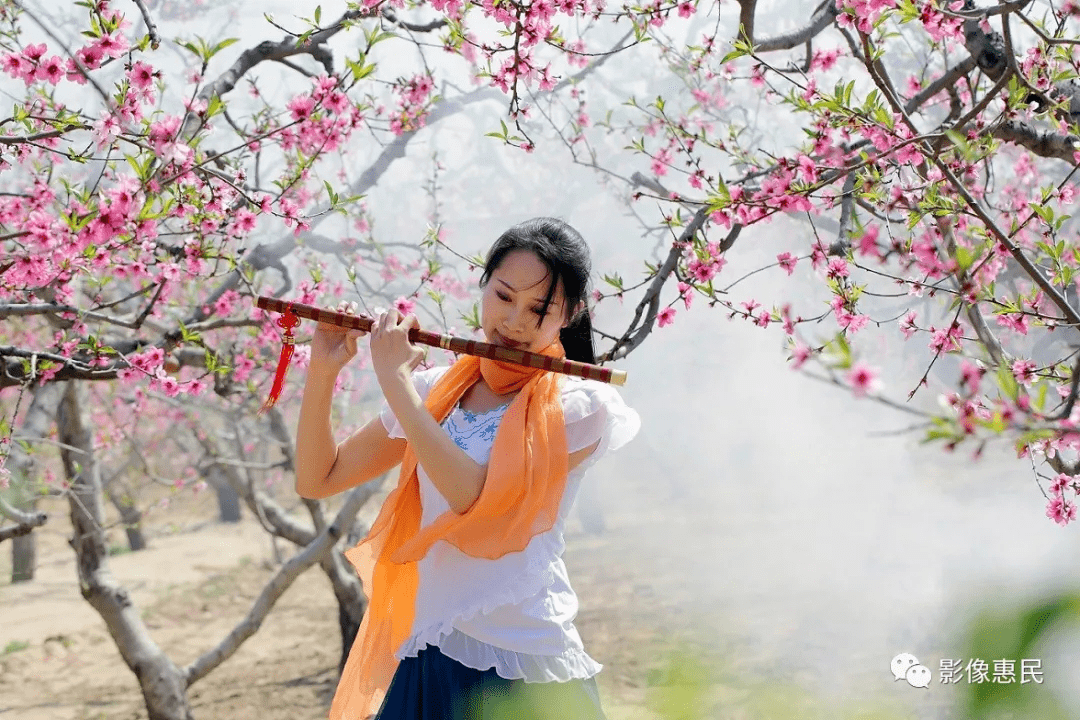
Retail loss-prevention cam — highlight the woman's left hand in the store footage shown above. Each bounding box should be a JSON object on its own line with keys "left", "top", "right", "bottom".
{"left": 370, "top": 308, "right": 426, "bottom": 388}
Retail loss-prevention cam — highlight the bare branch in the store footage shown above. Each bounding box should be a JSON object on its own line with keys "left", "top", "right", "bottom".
{"left": 0, "top": 495, "right": 47, "bottom": 529}
{"left": 904, "top": 56, "right": 978, "bottom": 115}
{"left": 130, "top": 0, "right": 161, "bottom": 49}
{"left": 381, "top": 7, "right": 448, "bottom": 33}
{"left": 0, "top": 126, "right": 84, "bottom": 144}
{"left": 755, "top": 0, "right": 839, "bottom": 53}
{"left": 0, "top": 521, "right": 41, "bottom": 542}
{"left": 738, "top": 0, "right": 757, "bottom": 44}
{"left": 0, "top": 302, "right": 143, "bottom": 329}
{"left": 182, "top": 479, "right": 381, "bottom": 687}
{"left": 829, "top": 173, "right": 856, "bottom": 257}
{"left": 992, "top": 120, "right": 1080, "bottom": 162}
{"left": 601, "top": 206, "right": 717, "bottom": 362}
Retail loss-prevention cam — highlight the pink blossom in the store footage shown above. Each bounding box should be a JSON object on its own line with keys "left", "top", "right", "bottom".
{"left": 1046, "top": 496, "right": 1077, "bottom": 526}
{"left": 231, "top": 208, "right": 257, "bottom": 235}
{"left": 790, "top": 343, "right": 811, "bottom": 368}
{"left": 1011, "top": 359, "right": 1038, "bottom": 386}
{"left": 929, "top": 324, "right": 962, "bottom": 354}
{"left": 776, "top": 252, "right": 797, "bottom": 276}
{"left": 838, "top": 311, "right": 870, "bottom": 334}
{"left": 856, "top": 225, "right": 880, "bottom": 259}
{"left": 847, "top": 362, "right": 881, "bottom": 397}
{"left": 959, "top": 359, "right": 983, "bottom": 392}
{"left": 657, "top": 307, "right": 676, "bottom": 327}
{"left": 75, "top": 44, "right": 104, "bottom": 69}
{"left": 1, "top": 52, "right": 32, "bottom": 81}
{"left": 36, "top": 55, "right": 65, "bottom": 84}
{"left": 826, "top": 258, "right": 849, "bottom": 279}
{"left": 95, "top": 33, "right": 130, "bottom": 59}
{"left": 128, "top": 61, "right": 155, "bottom": 90}
{"left": 898, "top": 310, "right": 915, "bottom": 343}
{"left": 288, "top": 94, "right": 316, "bottom": 121}
{"left": 797, "top": 154, "right": 817, "bottom": 183}
{"left": 23, "top": 43, "right": 46, "bottom": 62}
{"left": 394, "top": 297, "right": 416, "bottom": 316}
{"left": 810, "top": 48, "right": 842, "bottom": 72}
{"left": 676, "top": 281, "right": 693, "bottom": 310}
{"left": 1049, "top": 473, "right": 1072, "bottom": 496}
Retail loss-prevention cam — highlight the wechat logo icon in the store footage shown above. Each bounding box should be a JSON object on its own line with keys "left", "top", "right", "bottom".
{"left": 891, "top": 653, "right": 931, "bottom": 688}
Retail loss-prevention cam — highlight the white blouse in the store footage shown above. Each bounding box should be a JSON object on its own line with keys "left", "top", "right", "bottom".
{"left": 378, "top": 366, "right": 640, "bottom": 682}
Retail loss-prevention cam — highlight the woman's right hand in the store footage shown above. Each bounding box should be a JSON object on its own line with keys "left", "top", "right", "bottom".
{"left": 308, "top": 300, "right": 369, "bottom": 377}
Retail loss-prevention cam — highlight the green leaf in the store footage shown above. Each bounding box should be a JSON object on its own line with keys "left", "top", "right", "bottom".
{"left": 460, "top": 302, "right": 481, "bottom": 331}
{"left": 602, "top": 273, "right": 624, "bottom": 291}
{"left": 211, "top": 38, "right": 239, "bottom": 56}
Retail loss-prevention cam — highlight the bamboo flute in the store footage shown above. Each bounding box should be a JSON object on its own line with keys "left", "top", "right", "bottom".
{"left": 255, "top": 296, "right": 628, "bottom": 386}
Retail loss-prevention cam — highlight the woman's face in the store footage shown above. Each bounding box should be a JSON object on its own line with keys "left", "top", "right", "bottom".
{"left": 481, "top": 249, "right": 576, "bottom": 354}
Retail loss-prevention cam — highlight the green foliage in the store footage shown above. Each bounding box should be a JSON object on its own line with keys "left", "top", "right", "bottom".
{"left": 2, "top": 640, "right": 30, "bottom": 654}
{"left": 176, "top": 36, "right": 239, "bottom": 66}
{"left": 460, "top": 302, "right": 481, "bottom": 331}
{"left": 961, "top": 590, "right": 1080, "bottom": 720}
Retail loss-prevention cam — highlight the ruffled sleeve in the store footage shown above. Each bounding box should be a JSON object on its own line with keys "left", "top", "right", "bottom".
{"left": 379, "top": 366, "right": 451, "bottom": 440}
{"left": 561, "top": 377, "right": 641, "bottom": 464}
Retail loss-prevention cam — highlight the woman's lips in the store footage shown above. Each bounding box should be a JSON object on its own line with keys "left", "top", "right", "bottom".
{"left": 494, "top": 331, "right": 522, "bottom": 349}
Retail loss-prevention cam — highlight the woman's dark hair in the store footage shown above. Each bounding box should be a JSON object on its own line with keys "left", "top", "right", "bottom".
{"left": 479, "top": 217, "right": 595, "bottom": 364}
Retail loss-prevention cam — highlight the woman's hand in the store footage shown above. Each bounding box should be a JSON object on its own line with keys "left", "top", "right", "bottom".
{"left": 308, "top": 300, "right": 368, "bottom": 378}
{"left": 370, "top": 308, "right": 426, "bottom": 389}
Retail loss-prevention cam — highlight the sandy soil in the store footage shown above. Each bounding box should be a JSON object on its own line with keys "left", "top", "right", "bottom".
{"left": 0, "top": 481, "right": 738, "bottom": 720}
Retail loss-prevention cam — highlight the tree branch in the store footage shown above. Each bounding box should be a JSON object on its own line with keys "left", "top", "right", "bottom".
{"left": 601, "top": 205, "right": 718, "bottom": 362}
{"left": 755, "top": 0, "right": 838, "bottom": 53}
{"left": 182, "top": 479, "right": 379, "bottom": 687}
{"left": 0, "top": 496, "right": 47, "bottom": 533}
{"left": 992, "top": 119, "right": 1080, "bottom": 162}
{"left": 130, "top": 0, "right": 161, "bottom": 50}
{"left": 737, "top": 0, "right": 757, "bottom": 45}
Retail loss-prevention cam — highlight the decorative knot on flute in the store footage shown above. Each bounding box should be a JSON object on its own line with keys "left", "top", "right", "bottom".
{"left": 255, "top": 296, "right": 627, "bottom": 412}
{"left": 260, "top": 305, "right": 301, "bottom": 414}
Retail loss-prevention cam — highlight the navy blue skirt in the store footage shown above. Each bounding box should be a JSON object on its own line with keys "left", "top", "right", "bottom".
{"left": 373, "top": 644, "right": 609, "bottom": 720}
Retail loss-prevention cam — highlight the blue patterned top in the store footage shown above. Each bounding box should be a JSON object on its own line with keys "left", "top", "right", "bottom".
{"left": 444, "top": 401, "right": 512, "bottom": 452}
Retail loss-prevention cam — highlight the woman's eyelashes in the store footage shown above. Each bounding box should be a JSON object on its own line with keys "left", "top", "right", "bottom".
{"left": 496, "top": 291, "right": 547, "bottom": 316}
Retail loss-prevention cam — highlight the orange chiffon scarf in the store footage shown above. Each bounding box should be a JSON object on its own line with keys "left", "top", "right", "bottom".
{"left": 329, "top": 338, "right": 569, "bottom": 720}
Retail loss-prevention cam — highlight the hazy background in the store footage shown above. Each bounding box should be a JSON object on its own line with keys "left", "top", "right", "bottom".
{"left": 12, "top": 0, "right": 1080, "bottom": 717}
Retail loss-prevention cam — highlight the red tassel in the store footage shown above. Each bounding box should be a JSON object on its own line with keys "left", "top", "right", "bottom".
{"left": 260, "top": 306, "right": 301, "bottom": 414}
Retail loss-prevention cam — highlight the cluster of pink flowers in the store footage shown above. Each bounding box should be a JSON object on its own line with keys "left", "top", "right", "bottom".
{"left": 280, "top": 75, "right": 363, "bottom": 152}
{"left": 2, "top": 6, "right": 130, "bottom": 88}
{"left": 389, "top": 74, "right": 435, "bottom": 136}
{"left": 917, "top": 1, "right": 965, "bottom": 43}
{"left": 683, "top": 239, "right": 727, "bottom": 283}
{"left": 1046, "top": 473, "right": 1079, "bottom": 525}
{"left": 751, "top": 163, "right": 814, "bottom": 214}
{"left": 831, "top": 294, "right": 870, "bottom": 335}
{"left": 834, "top": 0, "right": 896, "bottom": 33}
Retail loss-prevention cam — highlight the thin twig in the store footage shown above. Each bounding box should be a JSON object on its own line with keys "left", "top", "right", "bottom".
{"left": 130, "top": 0, "right": 161, "bottom": 49}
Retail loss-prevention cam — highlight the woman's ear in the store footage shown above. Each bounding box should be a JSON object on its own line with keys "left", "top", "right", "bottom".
{"left": 562, "top": 300, "right": 585, "bottom": 328}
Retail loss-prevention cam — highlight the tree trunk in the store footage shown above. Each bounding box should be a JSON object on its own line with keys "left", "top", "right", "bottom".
{"left": 8, "top": 382, "right": 64, "bottom": 582}
{"left": 106, "top": 480, "right": 147, "bottom": 551}
{"left": 56, "top": 381, "right": 193, "bottom": 720}
{"left": 11, "top": 524, "right": 36, "bottom": 581}
{"left": 321, "top": 544, "right": 367, "bottom": 675}
{"left": 203, "top": 464, "right": 242, "bottom": 523}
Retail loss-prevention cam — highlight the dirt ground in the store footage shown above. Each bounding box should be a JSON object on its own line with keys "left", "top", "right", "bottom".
{"left": 0, "top": 478, "right": 746, "bottom": 720}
